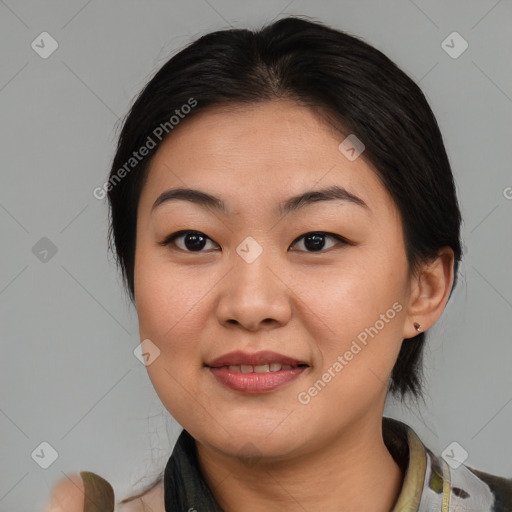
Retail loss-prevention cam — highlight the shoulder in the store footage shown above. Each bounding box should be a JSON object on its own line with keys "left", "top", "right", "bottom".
{"left": 45, "top": 473, "right": 85, "bottom": 512}
{"left": 46, "top": 472, "right": 166, "bottom": 512}
{"left": 391, "top": 418, "right": 512, "bottom": 511}
{"left": 45, "top": 471, "right": 114, "bottom": 512}
{"left": 465, "top": 465, "right": 512, "bottom": 512}
{"left": 433, "top": 456, "right": 512, "bottom": 512}
{"left": 116, "top": 480, "right": 165, "bottom": 512}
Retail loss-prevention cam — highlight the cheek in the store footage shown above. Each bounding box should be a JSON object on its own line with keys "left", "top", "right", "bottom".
{"left": 134, "top": 251, "right": 212, "bottom": 423}
{"left": 135, "top": 246, "right": 202, "bottom": 340}
{"left": 303, "top": 254, "right": 405, "bottom": 338}
{"left": 296, "top": 279, "right": 405, "bottom": 421}
{"left": 297, "top": 248, "right": 407, "bottom": 388}
{"left": 134, "top": 266, "right": 208, "bottom": 419}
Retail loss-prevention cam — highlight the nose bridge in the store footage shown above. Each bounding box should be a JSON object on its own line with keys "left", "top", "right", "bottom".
{"left": 216, "top": 235, "right": 291, "bottom": 329}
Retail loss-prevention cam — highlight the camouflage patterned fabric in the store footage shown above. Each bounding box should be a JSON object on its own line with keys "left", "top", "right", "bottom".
{"left": 162, "top": 416, "right": 512, "bottom": 511}
{"left": 382, "top": 417, "right": 512, "bottom": 511}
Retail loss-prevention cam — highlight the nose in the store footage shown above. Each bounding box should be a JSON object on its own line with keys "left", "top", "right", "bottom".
{"left": 215, "top": 245, "right": 292, "bottom": 332}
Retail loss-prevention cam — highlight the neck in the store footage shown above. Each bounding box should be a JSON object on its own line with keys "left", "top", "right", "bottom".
{"left": 195, "top": 412, "right": 404, "bottom": 512}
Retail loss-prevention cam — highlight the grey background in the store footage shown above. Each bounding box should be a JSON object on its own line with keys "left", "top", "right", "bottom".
{"left": 1, "top": 0, "right": 511, "bottom": 510}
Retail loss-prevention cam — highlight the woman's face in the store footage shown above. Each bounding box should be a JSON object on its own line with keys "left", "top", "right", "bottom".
{"left": 134, "top": 100, "right": 418, "bottom": 460}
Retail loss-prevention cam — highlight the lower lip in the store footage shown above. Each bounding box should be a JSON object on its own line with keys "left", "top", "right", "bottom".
{"left": 208, "top": 366, "right": 307, "bottom": 393}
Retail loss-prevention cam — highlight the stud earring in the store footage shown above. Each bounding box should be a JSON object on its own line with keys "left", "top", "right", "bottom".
{"left": 413, "top": 322, "right": 421, "bottom": 332}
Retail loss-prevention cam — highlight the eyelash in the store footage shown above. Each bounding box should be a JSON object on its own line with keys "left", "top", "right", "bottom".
{"left": 159, "top": 230, "right": 350, "bottom": 253}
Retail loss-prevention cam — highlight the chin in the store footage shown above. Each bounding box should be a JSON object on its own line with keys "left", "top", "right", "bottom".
{"left": 193, "top": 418, "right": 307, "bottom": 462}
{"left": 211, "top": 435, "right": 302, "bottom": 465}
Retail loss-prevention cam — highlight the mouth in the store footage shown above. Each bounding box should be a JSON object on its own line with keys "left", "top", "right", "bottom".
{"left": 207, "top": 362, "right": 309, "bottom": 373}
{"left": 205, "top": 350, "right": 310, "bottom": 393}
{"left": 205, "top": 350, "right": 309, "bottom": 369}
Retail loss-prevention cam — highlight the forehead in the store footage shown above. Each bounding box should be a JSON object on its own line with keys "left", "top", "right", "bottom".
{"left": 151, "top": 100, "right": 345, "bottom": 166}
{"left": 139, "top": 100, "right": 397, "bottom": 220}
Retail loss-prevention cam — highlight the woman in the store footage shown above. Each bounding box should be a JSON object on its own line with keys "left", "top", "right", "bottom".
{"left": 46, "top": 15, "right": 512, "bottom": 512}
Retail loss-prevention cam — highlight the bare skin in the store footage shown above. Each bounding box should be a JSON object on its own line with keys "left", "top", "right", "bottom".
{"left": 129, "top": 99, "right": 454, "bottom": 511}
{"left": 44, "top": 474, "right": 84, "bottom": 512}
{"left": 46, "top": 472, "right": 119, "bottom": 512}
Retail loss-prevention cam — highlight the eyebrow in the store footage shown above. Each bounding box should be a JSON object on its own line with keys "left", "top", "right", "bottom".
{"left": 151, "top": 185, "right": 369, "bottom": 216}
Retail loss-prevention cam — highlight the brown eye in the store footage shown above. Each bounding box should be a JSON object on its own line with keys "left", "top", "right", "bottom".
{"left": 290, "top": 232, "right": 348, "bottom": 252}
{"left": 160, "top": 230, "right": 219, "bottom": 252}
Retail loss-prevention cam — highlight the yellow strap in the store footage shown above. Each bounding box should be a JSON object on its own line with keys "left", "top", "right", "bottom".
{"left": 441, "top": 459, "right": 451, "bottom": 512}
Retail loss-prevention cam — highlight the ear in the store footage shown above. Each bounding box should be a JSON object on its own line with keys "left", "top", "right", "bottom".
{"left": 402, "top": 246, "right": 455, "bottom": 340}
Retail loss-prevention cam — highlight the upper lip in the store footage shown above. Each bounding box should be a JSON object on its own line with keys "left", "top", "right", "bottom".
{"left": 205, "top": 350, "right": 309, "bottom": 368}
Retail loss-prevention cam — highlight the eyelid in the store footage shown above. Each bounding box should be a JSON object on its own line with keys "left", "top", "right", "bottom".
{"left": 160, "top": 230, "right": 351, "bottom": 252}
{"left": 159, "top": 230, "right": 219, "bottom": 250}
{"left": 289, "top": 232, "right": 350, "bottom": 252}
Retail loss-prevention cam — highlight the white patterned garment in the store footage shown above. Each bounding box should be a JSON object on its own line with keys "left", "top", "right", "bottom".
{"left": 384, "top": 418, "right": 512, "bottom": 512}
